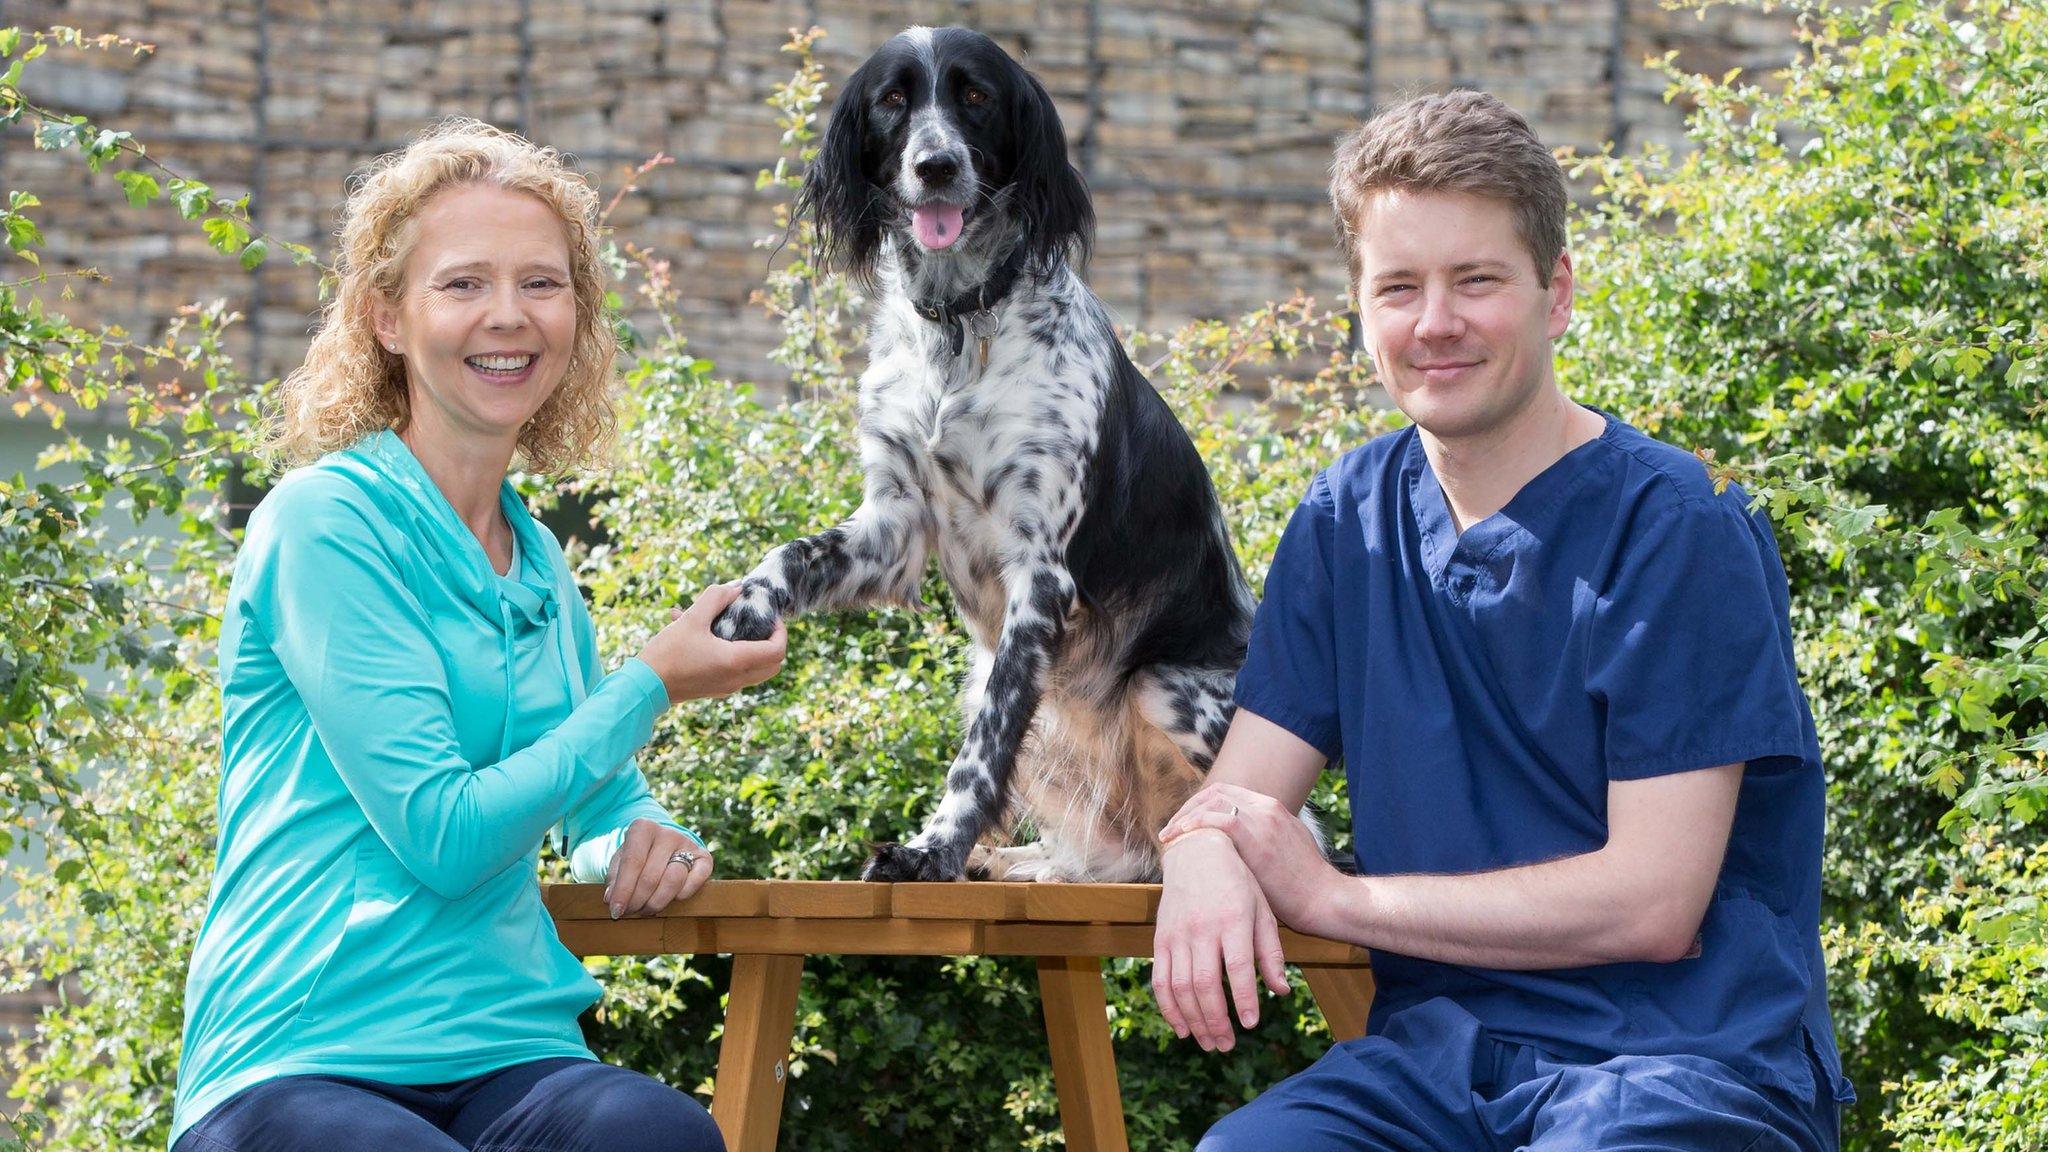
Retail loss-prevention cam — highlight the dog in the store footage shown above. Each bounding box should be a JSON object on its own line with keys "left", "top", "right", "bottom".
{"left": 712, "top": 26, "right": 1256, "bottom": 883}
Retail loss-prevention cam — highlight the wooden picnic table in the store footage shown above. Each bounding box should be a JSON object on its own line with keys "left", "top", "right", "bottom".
{"left": 546, "top": 879, "right": 1373, "bottom": 1152}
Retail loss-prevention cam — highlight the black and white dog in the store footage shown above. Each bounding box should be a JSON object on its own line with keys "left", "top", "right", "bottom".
{"left": 713, "top": 26, "right": 1255, "bottom": 883}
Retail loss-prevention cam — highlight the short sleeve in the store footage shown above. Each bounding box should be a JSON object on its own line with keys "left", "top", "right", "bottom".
{"left": 1586, "top": 496, "right": 1813, "bottom": 780}
{"left": 1234, "top": 471, "right": 1344, "bottom": 761}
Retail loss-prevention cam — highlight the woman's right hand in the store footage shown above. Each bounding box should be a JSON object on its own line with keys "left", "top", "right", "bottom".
{"left": 637, "top": 583, "right": 788, "bottom": 704}
{"left": 1152, "top": 829, "right": 1291, "bottom": 1053}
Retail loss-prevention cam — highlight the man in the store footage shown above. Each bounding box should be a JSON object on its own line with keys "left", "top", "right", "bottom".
{"left": 1151, "top": 91, "right": 1854, "bottom": 1151}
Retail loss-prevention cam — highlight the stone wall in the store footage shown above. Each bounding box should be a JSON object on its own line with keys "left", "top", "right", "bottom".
{"left": 1, "top": 0, "right": 1795, "bottom": 390}
{"left": 0, "top": 979, "right": 61, "bottom": 1094}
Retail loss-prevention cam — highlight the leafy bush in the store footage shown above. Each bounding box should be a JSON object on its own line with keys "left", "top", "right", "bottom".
{"left": 1563, "top": 1, "right": 2047, "bottom": 1145}
{"left": 0, "top": 28, "right": 310, "bottom": 1151}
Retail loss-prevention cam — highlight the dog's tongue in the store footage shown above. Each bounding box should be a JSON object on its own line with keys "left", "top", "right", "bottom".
{"left": 912, "top": 203, "right": 966, "bottom": 249}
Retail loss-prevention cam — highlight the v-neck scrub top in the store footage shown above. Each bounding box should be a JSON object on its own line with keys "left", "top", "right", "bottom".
{"left": 171, "top": 430, "right": 686, "bottom": 1148}
{"left": 1235, "top": 413, "right": 1854, "bottom": 1107}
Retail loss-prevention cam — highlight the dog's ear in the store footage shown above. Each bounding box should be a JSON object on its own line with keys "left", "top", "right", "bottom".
{"left": 796, "top": 65, "right": 885, "bottom": 285}
{"left": 1009, "top": 69, "right": 1094, "bottom": 272}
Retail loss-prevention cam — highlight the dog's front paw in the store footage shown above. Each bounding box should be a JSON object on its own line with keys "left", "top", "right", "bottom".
{"left": 712, "top": 582, "right": 780, "bottom": 642}
{"left": 862, "top": 842, "right": 966, "bottom": 882}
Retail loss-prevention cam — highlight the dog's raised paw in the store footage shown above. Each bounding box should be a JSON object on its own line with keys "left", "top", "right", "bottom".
{"left": 712, "top": 590, "right": 778, "bottom": 642}
{"left": 862, "top": 843, "right": 964, "bottom": 882}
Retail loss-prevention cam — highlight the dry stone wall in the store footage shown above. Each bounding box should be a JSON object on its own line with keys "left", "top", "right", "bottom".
{"left": 2, "top": 0, "right": 1794, "bottom": 390}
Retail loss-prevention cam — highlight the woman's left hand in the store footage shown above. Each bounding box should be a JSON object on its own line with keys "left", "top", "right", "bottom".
{"left": 605, "top": 818, "right": 714, "bottom": 919}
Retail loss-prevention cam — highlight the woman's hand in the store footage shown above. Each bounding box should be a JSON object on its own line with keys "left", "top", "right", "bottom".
{"left": 638, "top": 583, "right": 788, "bottom": 704}
{"left": 604, "top": 818, "right": 714, "bottom": 919}
{"left": 1152, "top": 830, "right": 1291, "bottom": 1053}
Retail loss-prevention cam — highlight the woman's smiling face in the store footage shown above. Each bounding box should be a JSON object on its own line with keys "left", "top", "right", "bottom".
{"left": 372, "top": 183, "right": 577, "bottom": 450}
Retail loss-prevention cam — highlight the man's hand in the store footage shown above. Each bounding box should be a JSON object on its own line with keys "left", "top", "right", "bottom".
{"left": 1160, "top": 782, "right": 1347, "bottom": 936}
{"left": 604, "top": 818, "right": 715, "bottom": 919}
{"left": 1151, "top": 830, "right": 1291, "bottom": 1053}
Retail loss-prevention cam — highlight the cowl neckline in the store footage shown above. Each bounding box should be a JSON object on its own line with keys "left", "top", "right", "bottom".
{"left": 335, "top": 429, "right": 589, "bottom": 758}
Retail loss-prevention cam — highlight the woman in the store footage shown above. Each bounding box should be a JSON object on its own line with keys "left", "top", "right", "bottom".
{"left": 169, "top": 119, "right": 782, "bottom": 1152}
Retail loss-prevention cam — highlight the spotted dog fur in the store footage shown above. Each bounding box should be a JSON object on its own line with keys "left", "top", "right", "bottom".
{"left": 714, "top": 26, "right": 1259, "bottom": 882}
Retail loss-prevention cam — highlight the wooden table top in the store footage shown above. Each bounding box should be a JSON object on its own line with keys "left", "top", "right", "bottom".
{"left": 544, "top": 879, "right": 1371, "bottom": 965}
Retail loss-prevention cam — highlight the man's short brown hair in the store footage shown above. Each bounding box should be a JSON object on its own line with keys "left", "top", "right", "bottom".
{"left": 1330, "top": 90, "right": 1569, "bottom": 286}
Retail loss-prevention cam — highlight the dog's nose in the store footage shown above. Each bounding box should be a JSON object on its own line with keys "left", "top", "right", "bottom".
{"left": 914, "top": 153, "right": 961, "bottom": 186}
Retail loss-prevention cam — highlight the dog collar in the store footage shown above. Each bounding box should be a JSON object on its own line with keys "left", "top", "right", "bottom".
{"left": 912, "top": 245, "right": 1030, "bottom": 359}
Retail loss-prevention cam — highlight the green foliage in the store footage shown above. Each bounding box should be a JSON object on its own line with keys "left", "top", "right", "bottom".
{"left": 0, "top": 26, "right": 303, "bottom": 1149}
{"left": 1562, "top": 0, "right": 2048, "bottom": 1145}
{"left": 1838, "top": 835, "right": 2048, "bottom": 1149}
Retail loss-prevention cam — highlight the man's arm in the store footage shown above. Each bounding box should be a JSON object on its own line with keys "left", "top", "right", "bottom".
{"left": 1197, "top": 707, "right": 1329, "bottom": 804}
{"left": 1152, "top": 710, "right": 1327, "bottom": 1052}
{"left": 1326, "top": 765, "right": 1740, "bottom": 966}
{"left": 1162, "top": 711, "right": 1745, "bottom": 969}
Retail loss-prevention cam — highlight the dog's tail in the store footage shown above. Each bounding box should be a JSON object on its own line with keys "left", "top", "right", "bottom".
{"left": 1299, "top": 804, "right": 1358, "bottom": 875}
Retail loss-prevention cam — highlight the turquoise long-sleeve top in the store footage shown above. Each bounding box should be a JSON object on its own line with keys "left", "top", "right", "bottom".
{"left": 170, "top": 429, "right": 681, "bottom": 1148}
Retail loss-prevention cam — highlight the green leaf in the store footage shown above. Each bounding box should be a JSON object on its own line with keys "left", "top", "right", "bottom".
{"left": 169, "top": 178, "right": 212, "bottom": 219}
{"left": 115, "top": 169, "right": 158, "bottom": 208}
{"left": 4, "top": 212, "right": 41, "bottom": 253}
{"left": 238, "top": 236, "right": 268, "bottom": 270}
{"left": 202, "top": 216, "right": 248, "bottom": 256}
{"left": 33, "top": 117, "right": 78, "bottom": 151}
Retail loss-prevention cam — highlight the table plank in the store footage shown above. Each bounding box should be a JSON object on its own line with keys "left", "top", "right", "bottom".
{"left": 766, "top": 881, "right": 892, "bottom": 919}
{"left": 1300, "top": 965, "right": 1376, "bottom": 1042}
{"left": 1025, "top": 883, "right": 1160, "bottom": 923}
{"left": 1037, "top": 956, "right": 1129, "bottom": 1152}
{"left": 711, "top": 954, "right": 804, "bottom": 1152}
{"left": 544, "top": 879, "right": 773, "bottom": 919}
{"left": 891, "top": 881, "right": 1030, "bottom": 920}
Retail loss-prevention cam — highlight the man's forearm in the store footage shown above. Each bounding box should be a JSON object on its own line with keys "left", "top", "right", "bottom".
{"left": 1290, "top": 762, "right": 1745, "bottom": 969}
{"left": 1316, "top": 845, "right": 1710, "bottom": 969}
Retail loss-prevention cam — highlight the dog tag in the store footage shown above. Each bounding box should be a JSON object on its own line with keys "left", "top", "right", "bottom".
{"left": 977, "top": 332, "right": 992, "bottom": 373}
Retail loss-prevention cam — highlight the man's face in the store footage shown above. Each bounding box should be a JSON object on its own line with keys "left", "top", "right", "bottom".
{"left": 1351, "top": 189, "right": 1573, "bottom": 442}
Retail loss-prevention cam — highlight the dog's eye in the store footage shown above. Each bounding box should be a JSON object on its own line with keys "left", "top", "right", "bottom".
{"left": 963, "top": 87, "right": 988, "bottom": 105}
{"left": 881, "top": 90, "right": 906, "bottom": 107}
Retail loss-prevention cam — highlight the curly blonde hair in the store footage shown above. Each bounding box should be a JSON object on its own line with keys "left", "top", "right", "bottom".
{"left": 262, "top": 118, "right": 617, "bottom": 475}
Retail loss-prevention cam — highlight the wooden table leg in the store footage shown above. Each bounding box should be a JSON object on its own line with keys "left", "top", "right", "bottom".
{"left": 1299, "top": 965, "right": 1374, "bottom": 1042}
{"left": 711, "top": 953, "right": 805, "bottom": 1152}
{"left": 1036, "top": 954, "right": 1129, "bottom": 1152}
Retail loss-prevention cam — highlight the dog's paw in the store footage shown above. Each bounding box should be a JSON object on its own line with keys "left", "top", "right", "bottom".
{"left": 711, "top": 582, "right": 780, "bottom": 642}
{"left": 862, "top": 843, "right": 966, "bottom": 882}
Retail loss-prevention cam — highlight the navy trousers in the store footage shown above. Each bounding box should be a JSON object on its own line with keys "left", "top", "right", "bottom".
{"left": 1199, "top": 999, "right": 1841, "bottom": 1152}
{"left": 174, "top": 1057, "right": 724, "bottom": 1152}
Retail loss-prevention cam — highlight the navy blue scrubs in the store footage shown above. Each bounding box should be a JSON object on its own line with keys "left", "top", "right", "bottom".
{"left": 1208, "top": 413, "right": 1854, "bottom": 1150}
